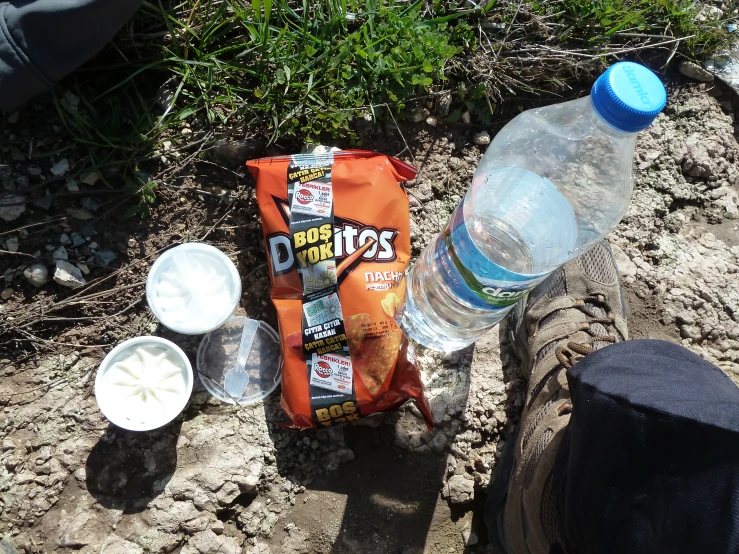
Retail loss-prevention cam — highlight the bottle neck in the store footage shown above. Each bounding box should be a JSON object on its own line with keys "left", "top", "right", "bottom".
{"left": 588, "top": 95, "right": 639, "bottom": 140}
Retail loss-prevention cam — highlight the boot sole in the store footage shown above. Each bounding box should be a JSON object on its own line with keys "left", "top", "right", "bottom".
{"left": 483, "top": 296, "right": 530, "bottom": 554}
{"left": 484, "top": 424, "right": 518, "bottom": 554}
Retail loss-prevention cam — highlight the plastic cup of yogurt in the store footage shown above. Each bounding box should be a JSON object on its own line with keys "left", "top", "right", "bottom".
{"left": 146, "top": 243, "right": 242, "bottom": 335}
{"left": 95, "top": 336, "right": 194, "bottom": 431}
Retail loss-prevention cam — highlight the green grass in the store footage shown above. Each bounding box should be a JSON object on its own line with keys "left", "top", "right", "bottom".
{"left": 53, "top": 0, "right": 489, "bottom": 216}
{"left": 51, "top": 0, "right": 736, "bottom": 216}
{"left": 532, "top": 0, "right": 734, "bottom": 54}
{"left": 152, "top": 0, "right": 464, "bottom": 136}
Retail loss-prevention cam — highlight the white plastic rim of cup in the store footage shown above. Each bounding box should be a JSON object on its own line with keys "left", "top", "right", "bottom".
{"left": 146, "top": 243, "right": 242, "bottom": 335}
{"left": 95, "top": 336, "right": 194, "bottom": 431}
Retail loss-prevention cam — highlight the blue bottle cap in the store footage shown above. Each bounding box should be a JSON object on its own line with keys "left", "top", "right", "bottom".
{"left": 591, "top": 62, "right": 667, "bottom": 132}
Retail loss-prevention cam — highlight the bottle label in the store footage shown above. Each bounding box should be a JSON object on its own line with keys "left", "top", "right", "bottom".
{"left": 434, "top": 206, "right": 547, "bottom": 309}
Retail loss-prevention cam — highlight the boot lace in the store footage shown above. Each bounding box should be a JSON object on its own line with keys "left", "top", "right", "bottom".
{"left": 555, "top": 293, "right": 616, "bottom": 369}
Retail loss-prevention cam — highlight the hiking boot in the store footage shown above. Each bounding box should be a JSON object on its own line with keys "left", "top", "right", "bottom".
{"left": 485, "top": 240, "right": 629, "bottom": 554}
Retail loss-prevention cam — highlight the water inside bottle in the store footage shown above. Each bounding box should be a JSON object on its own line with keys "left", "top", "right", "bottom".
{"left": 468, "top": 215, "right": 534, "bottom": 275}
{"left": 466, "top": 167, "right": 578, "bottom": 277}
{"left": 398, "top": 168, "right": 578, "bottom": 351}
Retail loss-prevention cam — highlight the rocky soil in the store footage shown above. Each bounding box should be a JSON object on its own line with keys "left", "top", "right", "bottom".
{"left": 1, "top": 79, "right": 738, "bottom": 554}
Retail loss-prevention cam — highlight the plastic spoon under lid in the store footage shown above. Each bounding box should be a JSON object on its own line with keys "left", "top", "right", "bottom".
{"left": 223, "top": 318, "right": 258, "bottom": 400}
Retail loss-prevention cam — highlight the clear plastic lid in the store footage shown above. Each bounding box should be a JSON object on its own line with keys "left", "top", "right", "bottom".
{"left": 196, "top": 316, "right": 282, "bottom": 405}
{"left": 146, "top": 243, "right": 242, "bottom": 335}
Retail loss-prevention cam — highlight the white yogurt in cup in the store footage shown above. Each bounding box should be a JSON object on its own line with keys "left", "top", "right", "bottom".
{"left": 95, "top": 336, "right": 193, "bottom": 431}
{"left": 146, "top": 243, "right": 242, "bottom": 335}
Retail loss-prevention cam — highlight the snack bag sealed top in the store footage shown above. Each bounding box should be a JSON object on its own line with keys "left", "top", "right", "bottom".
{"left": 247, "top": 150, "right": 432, "bottom": 429}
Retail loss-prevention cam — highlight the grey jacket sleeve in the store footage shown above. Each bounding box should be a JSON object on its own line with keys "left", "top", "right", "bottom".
{"left": 0, "top": 0, "right": 143, "bottom": 111}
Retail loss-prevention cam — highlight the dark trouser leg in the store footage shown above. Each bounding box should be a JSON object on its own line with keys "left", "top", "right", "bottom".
{"left": 553, "top": 339, "right": 739, "bottom": 554}
{"left": 0, "top": 0, "right": 143, "bottom": 110}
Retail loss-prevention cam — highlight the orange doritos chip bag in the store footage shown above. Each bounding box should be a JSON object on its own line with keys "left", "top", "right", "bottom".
{"left": 247, "top": 150, "right": 432, "bottom": 430}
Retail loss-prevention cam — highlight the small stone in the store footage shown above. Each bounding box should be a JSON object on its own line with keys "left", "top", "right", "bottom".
{"left": 679, "top": 61, "right": 714, "bottom": 82}
{"left": 10, "top": 147, "right": 25, "bottom": 162}
{"left": 611, "top": 244, "right": 637, "bottom": 278}
{"left": 246, "top": 543, "right": 272, "bottom": 554}
{"left": 76, "top": 262, "right": 90, "bottom": 275}
{"left": 428, "top": 432, "right": 449, "bottom": 454}
{"left": 27, "top": 167, "right": 42, "bottom": 176}
{"left": 462, "top": 529, "right": 478, "bottom": 546}
{"left": 71, "top": 233, "right": 86, "bottom": 247}
{"left": 81, "top": 171, "right": 100, "bottom": 186}
{"left": 89, "top": 242, "right": 98, "bottom": 250}
{"left": 59, "top": 233, "right": 71, "bottom": 245}
{"left": 54, "top": 260, "right": 86, "bottom": 289}
{"left": 6, "top": 237, "right": 19, "bottom": 252}
{"left": 473, "top": 131, "right": 491, "bottom": 146}
{"left": 162, "top": 140, "right": 173, "bottom": 151}
{"left": 481, "top": 20, "right": 506, "bottom": 29}
{"left": 1, "top": 288, "right": 13, "bottom": 300}
{"left": 210, "top": 520, "right": 224, "bottom": 535}
{"left": 0, "top": 194, "right": 26, "bottom": 221}
{"left": 53, "top": 246, "right": 68, "bottom": 261}
{"left": 7, "top": 111, "right": 19, "bottom": 124}
{"left": 409, "top": 108, "right": 430, "bottom": 123}
{"left": 207, "top": 140, "right": 260, "bottom": 168}
{"left": 80, "top": 197, "right": 100, "bottom": 212}
{"left": 436, "top": 91, "right": 452, "bottom": 117}
{"left": 80, "top": 225, "right": 97, "bottom": 237}
{"left": 60, "top": 91, "right": 80, "bottom": 114}
{"left": 181, "top": 127, "right": 193, "bottom": 136}
{"left": 425, "top": 116, "right": 438, "bottom": 126}
{"left": 66, "top": 179, "right": 79, "bottom": 192}
{"left": 335, "top": 448, "right": 355, "bottom": 464}
{"left": 18, "top": 229, "right": 28, "bottom": 239}
{"left": 676, "top": 311, "right": 695, "bottom": 326}
{"left": 50, "top": 159, "right": 70, "bottom": 176}
{"left": 24, "top": 264, "right": 49, "bottom": 287}
{"left": 443, "top": 475, "right": 474, "bottom": 504}
{"left": 65, "top": 207, "right": 94, "bottom": 220}
{"left": 461, "top": 111, "right": 471, "bottom": 124}
{"left": 680, "top": 325, "right": 701, "bottom": 341}
{"left": 317, "top": 426, "right": 344, "bottom": 442}
{"left": 32, "top": 195, "right": 54, "bottom": 210}
{"left": 94, "top": 251, "right": 117, "bottom": 267}
{"left": 15, "top": 472, "right": 35, "bottom": 484}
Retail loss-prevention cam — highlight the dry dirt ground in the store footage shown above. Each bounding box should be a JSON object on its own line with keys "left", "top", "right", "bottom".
{"left": 1, "top": 77, "right": 739, "bottom": 554}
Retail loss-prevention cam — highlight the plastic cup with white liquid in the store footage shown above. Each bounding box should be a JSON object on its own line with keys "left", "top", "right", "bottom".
{"left": 146, "top": 243, "right": 242, "bottom": 335}
{"left": 95, "top": 336, "right": 194, "bottom": 431}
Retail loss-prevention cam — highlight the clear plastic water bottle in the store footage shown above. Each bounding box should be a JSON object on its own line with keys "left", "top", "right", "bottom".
{"left": 398, "top": 62, "right": 667, "bottom": 351}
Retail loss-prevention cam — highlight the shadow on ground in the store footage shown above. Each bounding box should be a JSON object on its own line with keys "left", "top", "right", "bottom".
{"left": 263, "top": 341, "right": 483, "bottom": 553}
{"left": 85, "top": 421, "right": 182, "bottom": 513}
